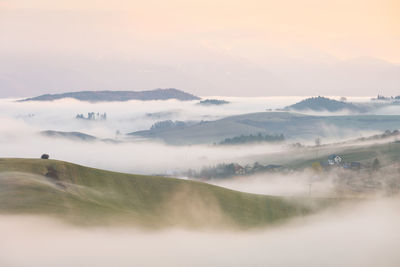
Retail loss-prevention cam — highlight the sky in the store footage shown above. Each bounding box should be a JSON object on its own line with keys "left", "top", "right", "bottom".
{"left": 0, "top": 0, "right": 399, "bottom": 97}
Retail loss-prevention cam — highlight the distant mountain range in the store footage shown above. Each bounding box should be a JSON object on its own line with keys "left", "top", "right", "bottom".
{"left": 2, "top": 53, "right": 400, "bottom": 97}
{"left": 20, "top": 88, "right": 200, "bottom": 102}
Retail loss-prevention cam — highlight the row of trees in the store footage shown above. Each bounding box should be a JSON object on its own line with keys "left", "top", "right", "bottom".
{"left": 76, "top": 112, "right": 107, "bottom": 120}
{"left": 219, "top": 133, "right": 285, "bottom": 145}
{"left": 186, "top": 162, "right": 284, "bottom": 179}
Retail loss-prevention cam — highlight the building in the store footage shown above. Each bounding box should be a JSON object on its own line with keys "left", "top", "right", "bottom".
{"left": 233, "top": 164, "right": 245, "bottom": 175}
{"left": 327, "top": 154, "right": 342, "bottom": 165}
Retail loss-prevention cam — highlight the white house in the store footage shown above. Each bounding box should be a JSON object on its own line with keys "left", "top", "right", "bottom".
{"left": 327, "top": 154, "right": 342, "bottom": 165}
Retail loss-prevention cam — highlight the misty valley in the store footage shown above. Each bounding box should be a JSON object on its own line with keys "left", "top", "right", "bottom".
{"left": 1, "top": 90, "right": 400, "bottom": 266}
{"left": 2, "top": 1, "right": 400, "bottom": 265}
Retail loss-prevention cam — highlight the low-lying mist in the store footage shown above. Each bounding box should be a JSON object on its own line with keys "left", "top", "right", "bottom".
{"left": 0, "top": 132, "right": 289, "bottom": 175}
{"left": 2, "top": 96, "right": 400, "bottom": 266}
{"left": 0, "top": 97, "right": 295, "bottom": 174}
{"left": 1, "top": 197, "right": 399, "bottom": 267}
{"left": 0, "top": 97, "right": 395, "bottom": 176}
{"left": 0, "top": 97, "right": 300, "bottom": 135}
{"left": 209, "top": 171, "right": 335, "bottom": 196}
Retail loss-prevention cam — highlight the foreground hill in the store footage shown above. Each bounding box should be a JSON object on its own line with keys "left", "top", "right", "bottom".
{"left": 20, "top": 88, "right": 200, "bottom": 102}
{"left": 129, "top": 112, "right": 400, "bottom": 145}
{"left": 0, "top": 158, "right": 337, "bottom": 228}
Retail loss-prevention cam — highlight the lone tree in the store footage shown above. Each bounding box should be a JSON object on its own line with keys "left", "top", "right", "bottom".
{"left": 372, "top": 158, "right": 381, "bottom": 171}
{"left": 41, "top": 154, "right": 49, "bottom": 159}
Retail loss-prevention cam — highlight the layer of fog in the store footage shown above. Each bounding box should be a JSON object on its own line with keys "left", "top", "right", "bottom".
{"left": 0, "top": 132, "right": 287, "bottom": 175}
{"left": 1, "top": 198, "right": 399, "bottom": 267}
{"left": 0, "top": 97, "right": 399, "bottom": 176}
{"left": 0, "top": 97, "right": 294, "bottom": 174}
{"left": 0, "top": 97, "right": 304, "bottom": 136}
{"left": 0, "top": 96, "right": 385, "bottom": 137}
{"left": 209, "top": 171, "right": 335, "bottom": 197}
{"left": 0, "top": 119, "right": 388, "bottom": 176}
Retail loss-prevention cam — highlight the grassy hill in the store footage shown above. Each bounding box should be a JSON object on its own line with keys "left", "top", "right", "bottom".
{"left": 0, "top": 158, "right": 338, "bottom": 228}
{"left": 284, "top": 96, "right": 368, "bottom": 112}
{"left": 129, "top": 112, "right": 400, "bottom": 145}
{"left": 243, "top": 139, "right": 400, "bottom": 171}
{"left": 290, "top": 141, "right": 400, "bottom": 170}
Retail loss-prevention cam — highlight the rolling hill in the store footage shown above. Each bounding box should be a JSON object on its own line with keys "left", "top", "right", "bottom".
{"left": 128, "top": 112, "right": 400, "bottom": 145}
{"left": 40, "top": 130, "right": 121, "bottom": 144}
{"left": 240, "top": 136, "right": 400, "bottom": 172}
{"left": 41, "top": 130, "right": 97, "bottom": 141}
{"left": 0, "top": 158, "right": 338, "bottom": 228}
{"left": 20, "top": 88, "right": 200, "bottom": 102}
{"left": 284, "top": 96, "right": 368, "bottom": 112}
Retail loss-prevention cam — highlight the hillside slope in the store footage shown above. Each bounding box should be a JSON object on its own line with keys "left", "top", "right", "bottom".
{"left": 129, "top": 112, "right": 400, "bottom": 145}
{"left": 0, "top": 158, "right": 337, "bottom": 228}
{"left": 41, "top": 130, "right": 97, "bottom": 141}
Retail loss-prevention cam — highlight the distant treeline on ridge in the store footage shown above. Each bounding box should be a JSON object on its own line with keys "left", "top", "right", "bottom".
{"left": 219, "top": 133, "right": 285, "bottom": 145}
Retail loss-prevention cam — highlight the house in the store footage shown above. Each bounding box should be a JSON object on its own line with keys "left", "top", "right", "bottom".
{"left": 233, "top": 164, "right": 245, "bottom": 175}
{"left": 327, "top": 154, "right": 342, "bottom": 165}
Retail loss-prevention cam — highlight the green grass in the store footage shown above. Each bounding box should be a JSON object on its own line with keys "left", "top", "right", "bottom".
{"left": 0, "top": 158, "right": 339, "bottom": 228}
{"left": 283, "top": 142, "right": 400, "bottom": 170}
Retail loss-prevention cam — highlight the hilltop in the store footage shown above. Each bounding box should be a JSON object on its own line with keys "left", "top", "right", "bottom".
{"left": 284, "top": 96, "right": 368, "bottom": 112}
{"left": 20, "top": 88, "right": 200, "bottom": 102}
{"left": 0, "top": 158, "right": 338, "bottom": 228}
{"left": 198, "top": 99, "right": 230, "bottom": 106}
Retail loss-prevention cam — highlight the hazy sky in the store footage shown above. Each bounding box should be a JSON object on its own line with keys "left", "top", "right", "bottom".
{"left": 1, "top": 0, "right": 399, "bottom": 97}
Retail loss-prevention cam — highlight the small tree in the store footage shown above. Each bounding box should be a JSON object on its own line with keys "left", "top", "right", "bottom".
{"left": 372, "top": 158, "right": 381, "bottom": 171}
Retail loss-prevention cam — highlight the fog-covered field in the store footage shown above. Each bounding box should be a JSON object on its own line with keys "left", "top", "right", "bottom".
{"left": 0, "top": 97, "right": 287, "bottom": 174}
{"left": 0, "top": 97, "right": 304, "bottom": 135}
{"left": 0, "top": 96, "right": 398, "bottom": 186}
{"left": 1, "top": 198, "right": 399, "bottom": 267}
